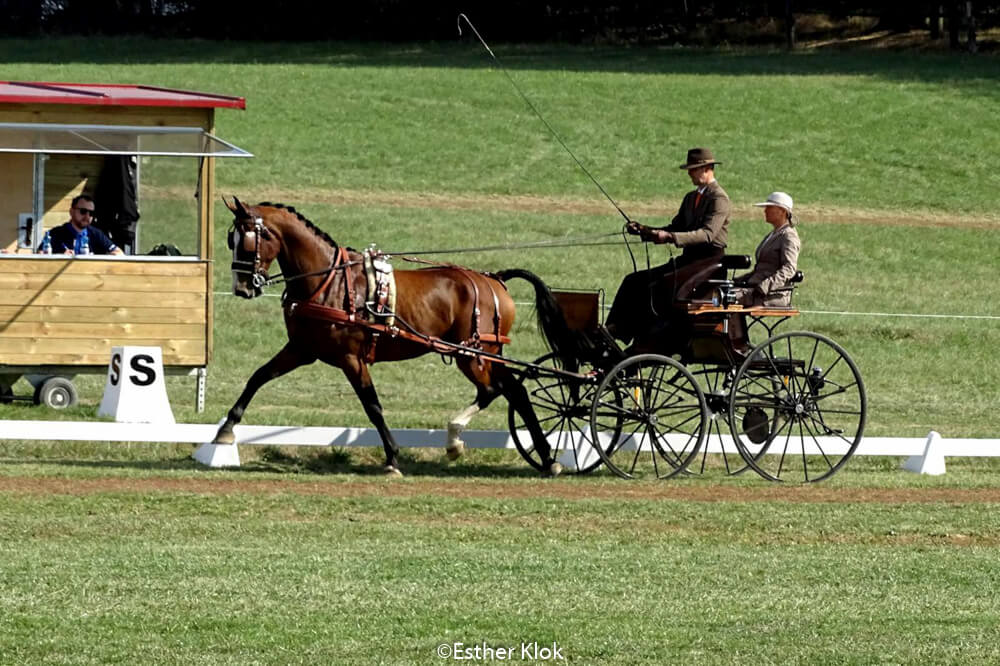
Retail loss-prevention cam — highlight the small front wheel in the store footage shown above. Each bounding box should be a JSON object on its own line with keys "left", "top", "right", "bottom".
{"left": 509, "top": 353, "right": 621, "bottom": 474}
{"left": 589, "top": 354, "right": 708, "bottom": 480}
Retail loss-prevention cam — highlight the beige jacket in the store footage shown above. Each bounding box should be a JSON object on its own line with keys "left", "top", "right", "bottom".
{"left": 735, "top": 223, "right": 801, "bottom": 307}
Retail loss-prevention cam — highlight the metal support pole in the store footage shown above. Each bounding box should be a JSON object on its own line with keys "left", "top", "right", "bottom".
{"left": 195, "top": 367, "right": 206, "bottom": 413}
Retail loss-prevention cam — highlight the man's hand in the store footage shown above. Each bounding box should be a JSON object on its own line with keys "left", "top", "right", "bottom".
{"left": 628, "top": 221, "right": 675, "bottom": 245}
{"left": 641, "top": 229, "right": 674, "bottom": 245}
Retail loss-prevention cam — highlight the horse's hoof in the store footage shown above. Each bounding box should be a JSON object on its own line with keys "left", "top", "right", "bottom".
{"left": 445, "top": 442, "right": 465, "bottom": 461}
{"left": 384, "top": 465, "right": 403, "bottom": 477}
{"left": 543, "top": 462, "right": 563, "bottom": 478}
{"left": 212, "top": 429, "right": 235, "bottom": 445}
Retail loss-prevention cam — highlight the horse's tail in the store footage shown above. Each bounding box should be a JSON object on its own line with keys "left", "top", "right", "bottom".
{"left": 495, "top": 269, "right": 579, "bottom": 372}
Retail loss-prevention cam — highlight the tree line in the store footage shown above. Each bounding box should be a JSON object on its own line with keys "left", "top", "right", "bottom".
{"left": 1, "top": 1, "right": 995, "bottom": 51}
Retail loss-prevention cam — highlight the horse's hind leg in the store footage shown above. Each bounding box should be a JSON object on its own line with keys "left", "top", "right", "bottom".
{"left": 340, "top": 355, "right": 402, "bottom": 476}
{"left": 213, "top": 343, "right": 314, "bottom": 444}
{"left": 492, "top": 365, "right": 562, "bottom": 477}
{"left": 445, "top": 384, "right": 499, "bottom": 461}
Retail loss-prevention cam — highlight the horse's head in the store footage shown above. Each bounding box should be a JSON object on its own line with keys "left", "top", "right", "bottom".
{"left": 225, "top": 197, "right": 280, "bottom": 299}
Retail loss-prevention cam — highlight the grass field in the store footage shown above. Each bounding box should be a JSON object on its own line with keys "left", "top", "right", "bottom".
{"left": 2, "top": 39, "right": 1000, "bottom": 664}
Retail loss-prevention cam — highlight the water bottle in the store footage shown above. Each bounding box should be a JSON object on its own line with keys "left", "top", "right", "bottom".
{"left": 75, "top": 229, "right": 90, "bottom": 255}
{"left": 40, "top": 231, "right": 52, "bottom": 255}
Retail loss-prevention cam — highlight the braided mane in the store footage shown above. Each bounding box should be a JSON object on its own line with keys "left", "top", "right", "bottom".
{"left": 257, "top": 201, "right": 338, "bottom": 249}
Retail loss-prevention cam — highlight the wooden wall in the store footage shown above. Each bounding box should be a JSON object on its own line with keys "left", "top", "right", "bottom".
{"left": 0, "top": 153, "right": 35, "bottom": 253}
{"left": 0, "top": 257, "right": 210, "bottom": 367}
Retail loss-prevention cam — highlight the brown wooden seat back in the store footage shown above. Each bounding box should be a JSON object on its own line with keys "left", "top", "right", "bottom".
{"left": 552, "top": 290, "right": 600, "bottom": 332}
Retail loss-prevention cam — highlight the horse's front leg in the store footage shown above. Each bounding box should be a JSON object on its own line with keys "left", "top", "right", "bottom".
{"left": 213, "top": 344, "right": 314, "bottom": 444}
{"left": 340, "top": 355, "right": 402, "bottom": 476}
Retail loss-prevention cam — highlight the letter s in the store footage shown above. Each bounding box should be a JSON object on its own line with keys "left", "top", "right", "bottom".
{"left": 129, "top": 354, "right": 156, "bottom": 387}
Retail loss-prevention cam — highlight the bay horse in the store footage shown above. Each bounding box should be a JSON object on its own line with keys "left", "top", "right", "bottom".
{"left": 212, "top": 198, "right": 577, "bottom": 477}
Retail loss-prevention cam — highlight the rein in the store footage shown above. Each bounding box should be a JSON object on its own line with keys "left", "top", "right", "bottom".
{"left": 381, "top": 231, "right": 620, "bottom": 256}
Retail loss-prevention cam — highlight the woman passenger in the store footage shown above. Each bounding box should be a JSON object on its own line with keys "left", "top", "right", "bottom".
{"left": 733, "top": 191, "right": 801, "bottom": 307}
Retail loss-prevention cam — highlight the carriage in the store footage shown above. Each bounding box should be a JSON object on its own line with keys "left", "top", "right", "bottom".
{"left": 222, "top": 200, "right": 865, "bottom": 483}
{"left": 509, "top": 255, "right": 867, "bottom": 483}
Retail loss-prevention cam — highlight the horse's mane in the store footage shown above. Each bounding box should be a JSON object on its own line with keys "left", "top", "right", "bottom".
{"left": 256, "top": 201, "right": 338, "bottom": 249}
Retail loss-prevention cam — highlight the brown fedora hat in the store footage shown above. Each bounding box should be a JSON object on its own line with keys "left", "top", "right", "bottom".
{"left": 679, "top": 147, "right": 721, "bottom": 170}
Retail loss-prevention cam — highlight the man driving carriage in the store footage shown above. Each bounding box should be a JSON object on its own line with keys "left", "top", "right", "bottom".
{"left": 604, "top": 147, "right": 730, "bottom": 349}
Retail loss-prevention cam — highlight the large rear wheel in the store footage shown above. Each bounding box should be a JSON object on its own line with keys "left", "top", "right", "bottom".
{"left": 589, "top": 354, "right": 708, "bottom": 480}
{"left": 728, "top": 332, "right": 866, "bottom": 482}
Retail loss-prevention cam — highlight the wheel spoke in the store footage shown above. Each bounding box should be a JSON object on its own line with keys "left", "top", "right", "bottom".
{"left": 801, "top": 415, "right": 836, "bottom": 473}
{"left": 774, "top": 416, "right": 795, "bottom": 480}
{"left": 803, "top": 411, "right": 857, "bottom": 446}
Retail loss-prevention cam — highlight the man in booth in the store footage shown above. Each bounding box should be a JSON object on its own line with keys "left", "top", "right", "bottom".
{"left": 39, "top": 195, "right": 123, "bottom": 255}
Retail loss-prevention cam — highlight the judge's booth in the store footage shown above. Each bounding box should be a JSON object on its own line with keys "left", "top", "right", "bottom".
{"left": 0, "top": 82, "right": 250, "bottom": 410}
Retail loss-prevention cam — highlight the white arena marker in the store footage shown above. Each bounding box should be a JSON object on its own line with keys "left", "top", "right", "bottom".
{"left": 900, "top": 431, "right": 946, "bottom": 476}
{"left": 98, "top": 346, "right": 175, "bottom": 424}
{"left": 192, "top": 442, "right": 241, "bottom": 468}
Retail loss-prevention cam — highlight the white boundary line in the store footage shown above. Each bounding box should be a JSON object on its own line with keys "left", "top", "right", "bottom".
{"left": 0, "top": 420, "right": 991, "bottom": 475}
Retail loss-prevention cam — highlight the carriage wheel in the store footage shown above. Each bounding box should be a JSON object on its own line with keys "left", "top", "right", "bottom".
{"left": 508, "top": 353, "right": 622, "bottom": 474}
{"left": 589, "top": 354, "right": 708, "bottom": 480}
{"left": 687, "top": 365, "right": 755, "bottom": 477}
{"left": 728, "top": 331, "right": 866, "bottom": 483}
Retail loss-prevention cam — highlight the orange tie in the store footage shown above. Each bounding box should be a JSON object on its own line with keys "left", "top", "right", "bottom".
{"left": 694, "top": 190, "right": 703, "bottom": 208}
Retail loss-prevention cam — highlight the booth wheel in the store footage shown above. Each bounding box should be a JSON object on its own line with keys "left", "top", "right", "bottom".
{"left": 34, "top": 377, "right": 79, "bottom": 409}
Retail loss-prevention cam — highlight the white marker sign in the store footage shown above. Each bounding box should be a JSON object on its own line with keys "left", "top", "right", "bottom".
{"left": 98, "top": 346, "right": 175, "bottom": 424}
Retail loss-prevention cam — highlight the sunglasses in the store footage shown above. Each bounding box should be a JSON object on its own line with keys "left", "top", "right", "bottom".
{"left": 75, "top": 207, "right": 96, "bottom": 216}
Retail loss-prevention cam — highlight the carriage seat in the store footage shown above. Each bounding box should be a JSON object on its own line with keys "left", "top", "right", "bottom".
{"left": 675, "top": 254, "right": 751, "bottom": 307}
{"left": 763, "top": 270, "right": 804, "bottom": 308}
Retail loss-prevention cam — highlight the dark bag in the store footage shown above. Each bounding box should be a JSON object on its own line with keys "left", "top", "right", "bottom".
{"left": 148, "top": 244, "right": 182, "bottom": 256}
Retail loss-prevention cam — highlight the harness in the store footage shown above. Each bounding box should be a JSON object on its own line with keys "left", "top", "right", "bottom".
{"left": 230, "top": 217, "right": 511, "bottom": 364}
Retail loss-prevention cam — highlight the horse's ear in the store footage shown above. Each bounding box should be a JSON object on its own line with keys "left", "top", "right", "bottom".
{"left": 223, "top": 196, "right": 235, "bottom": 213}
{"left": 230, "top": 196, "right": 251, "bottom": 218}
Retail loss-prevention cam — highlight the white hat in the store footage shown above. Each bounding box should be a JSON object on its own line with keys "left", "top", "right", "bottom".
{"left": 753, "top": 191, "right": 793, "bottom": 212}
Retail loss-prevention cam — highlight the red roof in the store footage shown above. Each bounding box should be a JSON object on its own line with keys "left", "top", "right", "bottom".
{"left": 0, "top": 81, "right": 245, "bottom": 109}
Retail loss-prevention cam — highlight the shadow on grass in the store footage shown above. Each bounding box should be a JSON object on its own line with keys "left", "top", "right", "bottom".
{"left": 238, "top": 446, "right": 542, "bottom": 478}
{"left": 3, "top": 39, "right": 999, "bottom": 93}
{"left": 0, "top": 446, "right": 543, "bottom": 479}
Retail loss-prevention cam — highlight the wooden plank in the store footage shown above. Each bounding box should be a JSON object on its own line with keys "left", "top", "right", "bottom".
{"left": 0, "top": 289, "right": 207, "bottom": 307}
{"left": 0, "top": 105, "right": 211, "bottom": 129}
{"left": 0, "top": 336, "right": 205, "bottom": 357}
{"left": 688, "top": 304, "right": 800, "bottom": 318}
{"left": 0, "top": 259, "right": 208, "bottom": 277}
{"left": 0, "top": 352, "right": 205, "bottom": 366}
{"left": 0, "top": 322, "right": 206, "bottom": 339}
{"left": 0, "top": 273, "right": 207, "bottom": 292}
{"left": 0, "top": 305, "right": 206, "bottom": 324}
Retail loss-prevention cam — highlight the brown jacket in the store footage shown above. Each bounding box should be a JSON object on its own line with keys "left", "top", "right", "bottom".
{"left": 736, "top": 223, "right": 801, "bottom": 307}
{"left": 661, "top": 180, "right": 730, "bottom": 262}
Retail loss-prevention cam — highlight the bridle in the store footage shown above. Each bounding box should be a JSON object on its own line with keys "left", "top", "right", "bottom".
{"left": 228, "top": 214, "right": 351, "bottom": 292}
{"left": 228, "top": 215, "right": 271, "bottom": 290}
